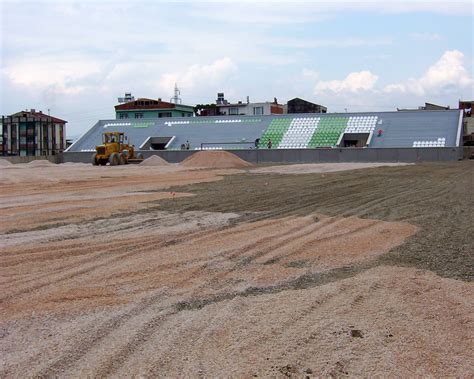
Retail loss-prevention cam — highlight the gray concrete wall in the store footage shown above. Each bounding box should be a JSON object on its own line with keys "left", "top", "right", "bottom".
{"left": 463, "top": 146, "right": 474, "bottom": 159}
{"left": 64, "top": 147, "right": 463, "bottom": 164}
{"left": 1, "top": 155, "right": 62, "bottom": 164}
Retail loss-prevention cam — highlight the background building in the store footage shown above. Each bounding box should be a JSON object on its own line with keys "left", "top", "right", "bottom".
{"left": 196, "top": 93, "right": 284, "bottom": 116}
{"left": 397, "top": 102, "right": 450, "bottom": 111}
{"left": 460, "top": 100, "right": 473, "bottom": 145}
{"left": 286, "top": 98, "right": 327, "bottom": 114}
{"left": 115, "top": 98, "right": 194, "bottom": 119}
{"left": 1, "top": 110, "right": 67, "bottom": 156}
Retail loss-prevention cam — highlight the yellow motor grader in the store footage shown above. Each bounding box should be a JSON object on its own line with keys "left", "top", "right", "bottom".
{"left": 92, "top": 132, "right": 144, "bottom": 166}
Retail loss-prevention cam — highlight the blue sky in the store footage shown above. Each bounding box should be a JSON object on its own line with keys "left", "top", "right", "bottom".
{"left": 1, "top": 0, "right": 473, "bottom": 135}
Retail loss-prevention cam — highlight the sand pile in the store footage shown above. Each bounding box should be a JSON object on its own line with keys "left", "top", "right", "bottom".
{"left": 0, "top": 159, "right": 12, "bottom": 166}
{"left": 27, "top": 160, "right": 55, "bottom": 167}
{"left": 139, "top": 155, "right": 170, "bottom": 166}
{"left": 181, "top": 151, "right": 252, "bottom": 168}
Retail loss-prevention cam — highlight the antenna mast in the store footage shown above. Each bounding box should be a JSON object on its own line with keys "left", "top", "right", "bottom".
{"left": 170, "top": 83, "right": 182, "bottom": 104}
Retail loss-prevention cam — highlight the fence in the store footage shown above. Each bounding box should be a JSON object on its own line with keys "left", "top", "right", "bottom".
{"left": 63, "top": 147, "right": 463, "bottom": 164}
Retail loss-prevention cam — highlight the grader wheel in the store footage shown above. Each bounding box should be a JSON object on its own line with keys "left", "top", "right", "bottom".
{"left": 109, "top": 153, "right": 119, "bottom": 166}
{"left": 119, "top": 153, "right": 127, "bottom": 165}
{"left": 91, "top": 153, "right": 99, "bottom": 166}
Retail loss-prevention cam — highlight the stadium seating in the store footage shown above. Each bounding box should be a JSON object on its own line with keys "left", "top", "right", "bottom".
{"left": 344, "top": 116, "right": 378, "bottom": 134}
{"left": 308, "top": 117, "right": 348, "bottom": 147}
{"left": 132, "top": 122, "right": 155, "bottom": 128}
{"left": 256, "top": 115, "right": 381, "bottom": 149}
{"left": 164, "top": 120, "right": 191, "bottom": 126}
{"left": 413, "top": 138, "right": 446, "bottom": 147}
{"left": 165, "top": 118, "right": 261, "bottom": 126}
{"left": 278, "top": 117, "right": 320, "bottom": 149}
{"left": 103, "top": 122, "right": 132, "bottom": 128}
{"left": 259, "top": 118, "right": 292, "bottom": 148}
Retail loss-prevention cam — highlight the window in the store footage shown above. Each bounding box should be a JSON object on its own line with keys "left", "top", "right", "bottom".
{"left": 229, "top": 107, "right": 239, "bottom": 115}
{"left": 253, "top": 107, "right": 264, "bottom": 115}
{"left": 158, "top": 112, "right": 172, "bottom": 118}
{"left": 182, "top": 113, "right": 185, "bottom": 117}
{"left": 135, "top": 113, "right": 144, "bottom": 119}
{"left": 119, "top": 113, "right": 129, "bottom": 119}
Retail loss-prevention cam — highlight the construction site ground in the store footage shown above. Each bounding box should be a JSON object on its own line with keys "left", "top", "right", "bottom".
{"left": 1, "top": 160, "right": 473, "bottom": 377}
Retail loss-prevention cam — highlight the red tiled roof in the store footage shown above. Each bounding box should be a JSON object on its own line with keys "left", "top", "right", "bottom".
{"left": 115, "top": 98, "right": 178, "bottom": 111}
{"left": 10, "top": 111, "right": 67, "bottom": 123}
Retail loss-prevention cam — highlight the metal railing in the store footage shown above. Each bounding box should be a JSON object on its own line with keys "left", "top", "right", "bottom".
{"left": 199, "top": 141, "right": 256, "bottom": 150}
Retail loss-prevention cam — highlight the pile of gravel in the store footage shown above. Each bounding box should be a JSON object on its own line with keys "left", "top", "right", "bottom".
{"left": 180, "top": 151, "right": 252, "bottom": 169}
{"left": 139, "top": 155, "right": 170, "bottom": 166}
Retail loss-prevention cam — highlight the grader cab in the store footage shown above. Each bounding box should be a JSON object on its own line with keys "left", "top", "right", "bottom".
{"left": 92, "top": 132, "right": 144, "bottom": 166}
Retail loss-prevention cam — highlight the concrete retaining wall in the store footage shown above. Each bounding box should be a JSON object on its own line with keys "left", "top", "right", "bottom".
{"left": 463, "top": 146, "right": 474, "bottom": 159}
{"left": 63, "top": 147, "right": 463, "bottom": 164}
{"left": 1, "top": 155, "right": 62, "bottom": 164}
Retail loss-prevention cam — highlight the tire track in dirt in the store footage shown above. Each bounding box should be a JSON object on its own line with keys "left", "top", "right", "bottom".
{"left": 1, "top": 212, "right": 243, "bottom": 291}
{"left": 353, "top": 186, "right": 453, "bottom": 220}
{"left": 271, "top": 218, "right": 382, "bottom": 264}
{"left": 0, "top": 233, "right": 194, "bottom": 303}
{"left": 1, "top": 216, "right": 301, "bottom": 313}
{"left": 3, "top": 207, "right": 415, "bottom": 317}
{"left": 232, "top": 283, "right": 352, "bottom": 367}
{"left": 3, "top": 163, "right": 471, "bottom": 376}
{"left": 56, "top": 265, "right": 367, "bottom": 378}
{"left": 127, "top": 217, "right": 314, "bottom": 296}
{"left": 9, "top": 213, "right": 395, "bottom": 376}
{"left": 159, "top": 165, "right": 463, "bottom": 226}
{"left": 33, "top": 290, "right": 175, "bottom": 377}
{"left": 91, "top": 306, "right": 186, "bottom": 378}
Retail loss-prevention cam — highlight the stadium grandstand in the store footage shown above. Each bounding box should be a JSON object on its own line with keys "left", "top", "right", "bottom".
{"left": 67, "top": 109, "right": 463, "bottom": 154}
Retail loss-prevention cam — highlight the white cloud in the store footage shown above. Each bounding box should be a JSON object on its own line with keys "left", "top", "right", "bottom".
{"left": 1, "top": 56, "right": 104, "bottom": 95}
{"left": 363, "top": 54, "right": 392, "bottom": 61}
{"left": 190, "top": 1, "right": 472, "bottom": 24}
{"left": 309, "top": 50, "right": 473, "bottom": 98}
{"left": 188, "top": 3, "right": 331, "bottom": 25}
{"left": 315, "top": 71, "right": 379, "bottom": 93}
{"left": 263, "top": 36, "right": 393, "bottom": 49}
{"left": 410, "top": 32, "right": 443, "bottom": 41}
{"left": 157, "top": 57, "right": 238, "bottom": 94}
{"left": 302, "top": 69, "right": 320, "bottom": 81}
{"left": 384, "top": 50, "right": 474, "bottom": 95}
{"left": 358, "top": 1, "right": 472, "bottom": 16}
{"left": 1, "top": 1, "right": 472, "bottom": 135}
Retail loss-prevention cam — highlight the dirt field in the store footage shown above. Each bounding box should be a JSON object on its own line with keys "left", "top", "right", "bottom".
{"left": 1, "top": 160, "right": 473, "bottom": 377}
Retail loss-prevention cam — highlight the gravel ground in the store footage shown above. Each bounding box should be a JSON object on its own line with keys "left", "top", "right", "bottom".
{"left": 161, "top": 161, "right": 474, "bottom": 281}
{"left": 250, "top": 162, "right": 411, "bottom": 174}
{"left": 0, "top": 161, "right": 472, "bottom": 377}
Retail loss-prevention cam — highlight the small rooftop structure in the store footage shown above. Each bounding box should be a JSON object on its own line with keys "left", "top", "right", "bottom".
{"left": 397, "top": 102, "right": 450, "bottom": 111}
{"left": 197, "top": 93, "right": 283, "bottom": 116}
{"left": 114, "top": 97, "right": 194, "bottom": 120}
{"left": 286, "top": 98, "right": 327, "bottom": 114}
{"left": 117, "top": 93, "right": 135, "bottom": 103}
